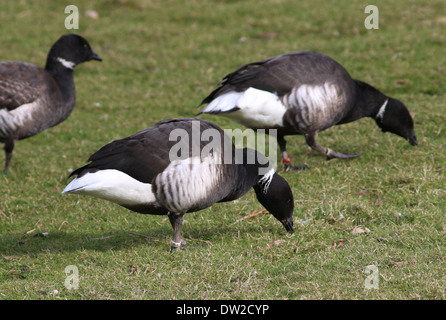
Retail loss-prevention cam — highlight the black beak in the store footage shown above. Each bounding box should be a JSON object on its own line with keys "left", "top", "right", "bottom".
{"left": 409, "top": 135, "right": 418, "bottom": 146}
{"left": 90, "top": 50, "right": 102, "bottom": 62}
{"left": 282, "top": 217, "right": 294, "bottom": 234}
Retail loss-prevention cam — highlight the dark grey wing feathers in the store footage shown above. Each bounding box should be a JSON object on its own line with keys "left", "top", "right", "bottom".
{"left": 201, "top": 51, "right": 353, "bottom": 103}
{"left": 0, "top": 62, "right": 49, "bottom": 111}
{"left": 70, "top": 118, "right": 228, "bottom": 184}
{"left": 0, "top": 79, "right": 42, "bottom": 111}
{"left": 71, "top": 126, "right": 172, "bottom": 183}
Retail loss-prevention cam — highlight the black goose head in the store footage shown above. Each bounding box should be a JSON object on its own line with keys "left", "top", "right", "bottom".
{"left": 375, "top": 97, "right": 417, "bottom": 146}
{"left": 241, "top": 148, "right": 294, "bottom": 233}
{"left": 253, "top": 171, "right": 294, "bottom": 233}
{"left": 45, "top": 34, "right": 102, "bottom": 70}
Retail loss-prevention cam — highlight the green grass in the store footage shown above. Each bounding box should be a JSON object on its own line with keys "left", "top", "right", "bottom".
{"left": 0, "top": 0, "right": 445, "bottom": 300}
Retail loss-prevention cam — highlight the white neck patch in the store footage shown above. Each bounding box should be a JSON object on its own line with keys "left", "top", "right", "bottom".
{"left": 57, "top": 57, "right": 76, "bottom": 70}
{"left": 258, "top": 167, "right": 275, "bottom": 194}
{"left": 375, "top": 99, "right": 389, "bottom": 121}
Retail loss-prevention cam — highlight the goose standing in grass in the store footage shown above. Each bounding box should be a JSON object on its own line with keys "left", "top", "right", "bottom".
{"left": 0, "top": 34, "right": 102, "bottom": 174}
{"left": 200, "top": 51, "right": 417, "bottom": 171}
{"left": 62, "top": 118, "right": 295, "bottom": 252}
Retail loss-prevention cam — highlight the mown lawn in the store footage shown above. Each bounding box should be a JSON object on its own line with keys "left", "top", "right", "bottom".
{"left": 0, "top": 0, "right": 445, "bottom": 300}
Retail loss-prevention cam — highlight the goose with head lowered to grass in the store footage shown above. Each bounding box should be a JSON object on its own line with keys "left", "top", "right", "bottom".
{"left": 62, "top": 118, "right": 294, "bottom": 252}
{"left": 0, "top": 34, "right": 102, "bottom": 174}
{"left": 200, "top": 50, "right": 417, "bottom": 171}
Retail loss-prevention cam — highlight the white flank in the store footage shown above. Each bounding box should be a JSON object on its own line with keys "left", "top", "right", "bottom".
{"left": 62, "top": 169, "right": 156, "bottom": 207}
{"left": 201, "top": 87, "right": 287, "bottom": 128}
{"left": 0, "top": 101, "right": 39, "bottom": 137}
{"left": 375, "top": 99, "right": 389, "bottom": 121}
{"left": 57, "top": 57, "right": 76, "bottom": 70}
{"left": 285, "top": 83, "right": 344, "bottom": 129}
{"left": 155, "top": 155, "right": 221, "bottom": 213}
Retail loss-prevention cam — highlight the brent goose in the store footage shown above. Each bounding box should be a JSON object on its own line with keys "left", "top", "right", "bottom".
{"left": 200, "top": 51, "right": 417, "bottom": 170}
{"left": 0, "top": 34, "right": 102, "bottom": 173}
{"left": 62, "top": 118, "right": 294, "bottom": 252}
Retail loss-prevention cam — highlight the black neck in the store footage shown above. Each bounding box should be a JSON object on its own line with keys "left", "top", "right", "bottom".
{"left": 340, "top": 79, "right": 388, "bottom": 124}
{"left": 220, "top": 149, "right": 269, "bottom": 202}
{"left": 45, "top": 57, "right": 76, "bottom": 107}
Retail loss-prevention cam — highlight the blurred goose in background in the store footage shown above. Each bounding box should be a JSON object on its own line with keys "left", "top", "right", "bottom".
{"left": 0, "top": 34, "right": 102, "bottom": 173}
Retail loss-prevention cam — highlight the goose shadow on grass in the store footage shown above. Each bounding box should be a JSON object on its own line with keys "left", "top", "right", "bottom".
{"left": 0, "top": 222, "right": 266, "bottom": 256}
